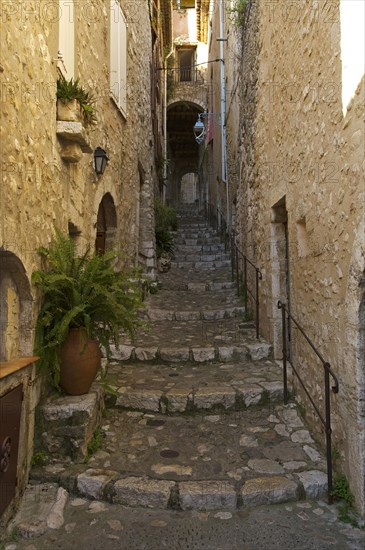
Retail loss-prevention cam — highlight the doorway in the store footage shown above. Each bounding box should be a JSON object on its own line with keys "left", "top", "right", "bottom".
{"left": 271, "top": 197, "right": 291, "bottom": 358}
{"left": 95, "top": 193, "right": 117, "bottom": 255}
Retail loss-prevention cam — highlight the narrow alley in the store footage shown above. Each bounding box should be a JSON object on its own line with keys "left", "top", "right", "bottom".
{"left": 1, "top": 0, "right": 364, "bottom": 549}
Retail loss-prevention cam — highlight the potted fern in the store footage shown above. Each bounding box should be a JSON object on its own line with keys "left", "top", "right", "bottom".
{"left": 56, "top": 75, "right": 96, "bottom": 125}
{"left": 32, "top": 229, "right": 144, "bottom": 395}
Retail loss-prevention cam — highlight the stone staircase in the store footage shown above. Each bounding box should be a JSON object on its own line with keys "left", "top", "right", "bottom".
{"left": 30, "top": 210, "right": 328, "bottom": 513}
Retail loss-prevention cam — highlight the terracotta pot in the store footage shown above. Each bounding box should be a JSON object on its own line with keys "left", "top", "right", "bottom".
{"left": 59, "top": 328, "right": 101, "bottom": 395}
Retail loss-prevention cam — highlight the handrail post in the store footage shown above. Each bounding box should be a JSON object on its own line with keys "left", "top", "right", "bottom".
{"left": 255, "top": 269, "right": 260, "bottom": 339}
{"left": 236, "top": 247, "right": 240, "bottom": 297}
{"left": 280, "top": 302, "right": 288, "bottom": 405}
{"left": 324, "top": 365, "right": 334, "bottom": 504}
{"left": 231, "top": 235, "right": 235, "bottom": 281}
{"left": 243, "top": 256, "right": 248, "bottom": 313}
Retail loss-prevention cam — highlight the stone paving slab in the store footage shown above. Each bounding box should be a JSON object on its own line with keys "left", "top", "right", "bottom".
{"left": 105, "top": 360, "right": 284, "bottom": 413}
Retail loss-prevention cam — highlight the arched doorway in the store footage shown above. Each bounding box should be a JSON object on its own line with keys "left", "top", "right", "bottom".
{"left": 95, "top": 193, "right": 117, "bottom": 254}
{"left": 167, "top": 101, "right": 204, "bottom": 208}
{"left": 0, "top": 251, "right": 33, "bottom": 361}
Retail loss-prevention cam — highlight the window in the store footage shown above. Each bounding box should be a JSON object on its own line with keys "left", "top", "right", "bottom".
{"left": 58, "top": 0, "right": 75, "bottom": 79}
{"left": 110, "top": 1, "right": 127, "bottom": 117}
{"left": 177, "top": 48, "right": 196, "bottom": 82}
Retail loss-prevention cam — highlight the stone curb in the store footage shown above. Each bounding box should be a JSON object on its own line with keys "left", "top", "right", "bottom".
{"left": 114, "top": 377, "right": 283, "bottom": 414}
{"left": 146, "top": 306, "right": 246, "bottom": 322}
{"left": 29, "top": 471, "right": 328, "bottom": 511}
{"left": 111, "top": 342, "right": 272, "bottom": 365}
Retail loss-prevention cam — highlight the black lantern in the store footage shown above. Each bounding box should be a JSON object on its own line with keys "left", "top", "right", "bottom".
{"left": 193, "top": 115, "right": 205, "bottom": 145}
{"left": 94, "top": 147, "right": 109, "bottom": 175}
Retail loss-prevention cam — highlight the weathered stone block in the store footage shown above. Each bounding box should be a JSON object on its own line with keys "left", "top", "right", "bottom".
{"left": 113, "top": 477, "right": 174, "bottom": 508}
{"left": 116, "top": 388, "right": 161, "bottom": 412}
{"left": 179, "top": 481, "right": 237, "bottom": 510}
{"left": 191, "top": 347, "right": 216, "bottom": 362}
{"left": 297, "top": 470, "right": 328, "bottom": 499}
{"left": 159, "top": 348, "right": 190, "bottom": 362}
{"left": 194, "top": 386, "right": 236, "bottom": 409}
{"left": 241, "top": 477, "right": 298, "bottom": 506}
{"left": 77, "top": 469, "right": 118, "bottom": 500}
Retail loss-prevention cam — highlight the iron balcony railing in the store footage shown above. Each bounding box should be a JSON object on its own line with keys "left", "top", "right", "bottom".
{"left": 277, "top": 301, "right": 339, "bottom": 503}
{"left": 167, "top": 67, "right": 205, "bottom": 85}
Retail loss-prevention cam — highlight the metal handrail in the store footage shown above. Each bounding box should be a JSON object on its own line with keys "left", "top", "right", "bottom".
{"left": 204, "top": 201, "right": 262, "bottom": 338}
{"left": 277, "top": 300, "right": 339, "bottom": 503}
{"left": 231, "top": 235, "right": 262, "bottom": 339}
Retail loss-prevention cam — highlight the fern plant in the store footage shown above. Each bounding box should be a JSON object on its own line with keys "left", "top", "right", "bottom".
{"left": 32, "top": 229, "right": 144, "bottom": 388}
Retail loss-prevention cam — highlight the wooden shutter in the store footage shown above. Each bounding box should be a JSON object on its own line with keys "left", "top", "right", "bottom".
{"left": 58, "top": 0, "right": 75, "bottom": 79}
{"left": 110, "top": 1, "right": 127, "bottom": 117}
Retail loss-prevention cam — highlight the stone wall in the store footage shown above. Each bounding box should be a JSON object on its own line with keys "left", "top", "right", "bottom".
{"left": 234, "top": 0, "right": 365, "bottom": 513}
{"left": 0, "top": 0, "right": 158, "bottom": 520}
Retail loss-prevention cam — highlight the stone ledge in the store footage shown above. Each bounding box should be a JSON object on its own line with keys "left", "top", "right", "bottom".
{"left": 56, "top": 121, "right": 93, "bottom": 153}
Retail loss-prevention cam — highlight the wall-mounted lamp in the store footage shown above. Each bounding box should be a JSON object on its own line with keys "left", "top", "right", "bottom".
{"left": 94, "top": 147, "right": 109, "bottom": 175}
{"left": 193, "top": 114, "right": 206, "bottom": 145}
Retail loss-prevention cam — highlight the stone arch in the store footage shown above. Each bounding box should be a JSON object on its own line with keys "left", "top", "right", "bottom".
{"left": 95, "top": 192, "right": 118, "bottom": 254}
{"left": 167, "top": 101, "right": 205, "bottom": 207}
{"left": 0, "top": 251, "right": 33, "bottom": 361}
{"left": 167, "top": 95, "right": 206, "bottom": 111}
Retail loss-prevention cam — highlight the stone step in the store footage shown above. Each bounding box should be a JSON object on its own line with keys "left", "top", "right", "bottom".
{"left": 36, "top": 385, "right": 105, "bottom": 463}
{"left": 171, "top": 259, "right": 231, "bottom": 270}
{"left": 173, "top": 253, "right": 230, "bottom": 263}
{"left": 145, "top": 306, "right": 245, "bottom": 322}
{"left": 144, "top": 289, "right": 244, "bottom": 321}
{"left": 119, "top": 318, "right": 268, "bottom": 357}
{"left": 176, "top": 244, "right": 225, "bottom": 253}
{"left": 158, "top": 267, "right": 234, "bottom": 292}
{"left": 174, "top": 231, "right": 218, "bottom": 240}
{"left": 31, "top": 403, "right": 328, "bottom": 510}
{"left": 105, "top": 360, "right": 285, "bottom": 413}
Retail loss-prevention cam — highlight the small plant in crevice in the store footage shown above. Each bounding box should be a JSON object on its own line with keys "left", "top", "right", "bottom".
{"left": 331, "top": 474, "right": 362, "bottom": 528}
{"left": 84, "top": 428, "right": 104, "bottom": 463}
{"left": 228, "top": 0, "right": 248, "bottom": 27}
{"left": 31, "top": 450, "right": 48, "bottom": 467}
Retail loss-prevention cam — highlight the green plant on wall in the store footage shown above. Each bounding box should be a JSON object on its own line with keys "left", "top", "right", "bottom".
{"left": 57, "top": 75, "right": 97, "bottom": 125}
{"left": 154, "top": 198, "right": 177, "bottom": 259}
{"left": 228, "top": 0, "right": 248, "bottom": 27}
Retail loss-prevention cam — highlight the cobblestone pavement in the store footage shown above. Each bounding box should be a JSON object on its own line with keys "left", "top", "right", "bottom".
{"left": 4, "top": 212, "right": 364, "bottom": 548}
{"left": 3, "top": 497, "right": 365, "bottom": 550}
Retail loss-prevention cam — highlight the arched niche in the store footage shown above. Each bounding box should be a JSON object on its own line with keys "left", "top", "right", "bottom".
{"left": 95, "top": 193, "right": 118, "bottom": 254}
{"left": 0, "top": 251, "right": 33, "bottom": 361}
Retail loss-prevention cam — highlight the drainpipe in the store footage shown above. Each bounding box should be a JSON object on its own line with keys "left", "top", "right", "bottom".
{"left": 219, "top": 0, "right": 229, "bottom": 227}
{"left": 163, "top": 45, "right": 174, "bottom": 204}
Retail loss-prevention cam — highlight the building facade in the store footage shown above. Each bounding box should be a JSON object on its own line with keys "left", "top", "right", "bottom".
{"left": 0, "top": 0, "right": 164, "bottom": 522}
{"left": 208, "top": 0, "right": 365, "bottom": 513}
